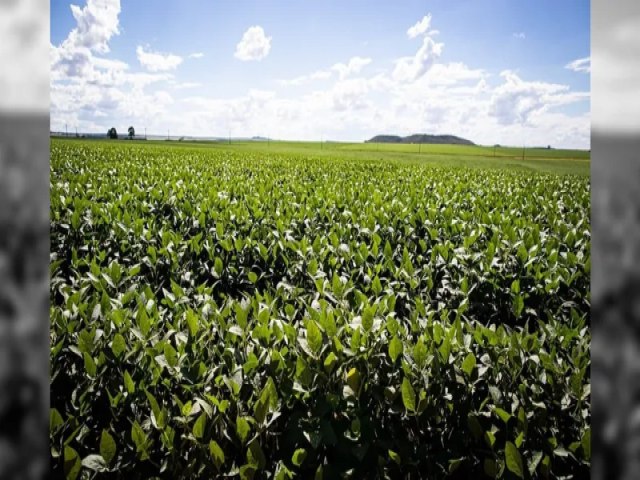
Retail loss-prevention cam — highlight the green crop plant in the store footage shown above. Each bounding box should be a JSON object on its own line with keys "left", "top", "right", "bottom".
{"left": 50, "top": 139, "right": 590, "bottom": 479}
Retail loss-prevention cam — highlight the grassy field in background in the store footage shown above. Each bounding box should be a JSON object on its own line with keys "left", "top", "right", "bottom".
{"left": 53, "top": 137, "right": 590, "bottom": 176}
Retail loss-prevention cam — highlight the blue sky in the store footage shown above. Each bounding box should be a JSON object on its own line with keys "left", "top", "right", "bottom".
{"left": 50, "top": 0, "right": 591, "bottom": 148}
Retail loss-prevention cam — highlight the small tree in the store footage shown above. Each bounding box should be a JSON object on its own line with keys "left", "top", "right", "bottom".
{"left": 128, "top": 126, "right": 135, "bottom": 139}
{"left": 107, "top": 127, "right": 118, "bottom": 139}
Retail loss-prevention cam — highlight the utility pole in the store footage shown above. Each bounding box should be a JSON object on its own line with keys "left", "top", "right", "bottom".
{"left": 228, "top": 130, "right": 231, "bottom": 145}
{"left": 168, "top": 129, "right": 170, "bottom": 141}
{"left": 65, "top": 123, "right": 67, "bottom": 137}
{"left": 145, "top": 127, "right": 147, "bottom": 140}
{"left": 75, "top": 127, "right": 78, "bottom": 138}
{"left": 522, "top": 144, "right": 525, "bottom": 161}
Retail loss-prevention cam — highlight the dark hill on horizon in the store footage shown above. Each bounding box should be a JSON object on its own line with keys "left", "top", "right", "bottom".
{"left": 366, "top": 133, "right": 475, "bottom": 145}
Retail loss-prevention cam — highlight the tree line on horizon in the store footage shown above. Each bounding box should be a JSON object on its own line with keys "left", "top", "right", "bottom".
{"left": 107, "top": 126, "right": 135, "bottom": 140}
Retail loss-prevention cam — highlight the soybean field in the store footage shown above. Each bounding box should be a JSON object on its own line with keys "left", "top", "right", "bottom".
{"left": 50, "top": 138, "right": 590, "bottom": 479}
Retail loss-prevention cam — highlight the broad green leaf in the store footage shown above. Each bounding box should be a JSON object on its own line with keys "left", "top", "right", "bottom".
{"left": 512, "top": 295, "right": 524, "bottom": 318}
{"left": 83, "top": 352, "right": 97, "bottom": 377}
{"left": 236, "top": 416, "right": 251, "bottom": 444}
{"left": 372, "top": 276, "right": 382, "bottom": 295}
{"left": 124, "top": 370, "right": 135, "bottom": 394}
{"left": 362, "top": 306, "right": 374, "bottom": 331}
{"left": 137, "top": 306, "right": 151, "bottom": 336}
{"left": 306, "top": 320, "right": 322, "bottom": 354}
{"left": 346, "top": 367, "right": 360, "bottom": 393}
{"left": 63, "top": 446, "right": 81, "bottom": 480}
{"left": 185, "top": 309, "right": 199, "bottom": 337}
{"left": 389, "top": 336, "right": 403, "bottom": 362}
{"left": 494, "top": 407, "right": 511, "bottom": 424}
{"left": 413, "top": 338, "right": 428, "bottom": 368}
{"left": 111, "top": 333, "right": 126, "bottom": 358}
{"left": 248, "top": 440, "right": 266, "bottom": 470}
{"left": 209, "top": 440, "right": 225, "bottom": 469}
{"left": 164, "top": 343, "right": 178, "bottom": 367}
{"left": 100, "top": 430, "right": 117, "bottom": 465}
{"left": 131, "top": 421, "right": 149, "bottom": 460}
{"left": 50, "top": 408, "right": 64, "bottom": 432}
{"left": 193, "top": 412, "right": 207, "bottom": 439}
{"left": 461, "top": 352, "right": 476, "bottom": 376}
{"left": 214, "top": 257, "right": 224, "bottom": 275}
{"left": 505, "top": 441, "right": 524, "bottom": 478}
{"left": 324, "top": 352, "right": 338, "bottom": 372}
{"left": 401, "top": 377, "right": 416, "bottom": 413}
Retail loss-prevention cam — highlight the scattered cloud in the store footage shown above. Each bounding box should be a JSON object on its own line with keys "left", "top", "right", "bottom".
{"left": 136, "top": 46, "right": 183, "bottom": 72}
{"left": 423, "top": 62, "right": 487, "bottom": 86}
{"left": 51, "top": 0, "right": 177, "bottom": 130}
{"left": 565, "top": 56, "right": 590, "bottom": 73}
{"left": 393, "top": 35, "right": 443, "bottom": 83}
{"left": 234, "top": 25, "right": 271, "bottom": 61}
{"left": 513, "top": 32, "right": 526, "bottom": 39}
{"left": 188, "top": 52, "right": 204, "bottom": 59}
{"left": 68, "top": 0, "right": 121, "bottom": 54}
{"left": 331, "top": 56, "right": 372, "bottom": 80}
{"left": 50, "top": 0, "right": 122, "bottom": 82}
{"left": 407, "top": 14, "right": 435, "bottom": 39}
{"left": 278, "top": 56, "right": 371, "bottom": 85}
{"left": 329, "top": 78, "right": 371, "bottom": 111}
{"left": 50, "top": 7, "right": 590, "bottom": 148}
{"left": 392, "top": 14, "right": 444, "bottom": 83}
{"left": 278, "top": 70, "right": 332, "bottom": 86}
{"left": 172, "top": 81, "right": 202, "bottom": 90}
{"left": 489, "top": 70, "right": 587, "bottom": 126}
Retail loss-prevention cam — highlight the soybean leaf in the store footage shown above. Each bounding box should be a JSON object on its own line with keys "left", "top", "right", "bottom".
{"left": 505, "top": 441, "right": 524, "bottom": 479}
{"left": 401, "top": 378, "right": 416, "bottom": 413}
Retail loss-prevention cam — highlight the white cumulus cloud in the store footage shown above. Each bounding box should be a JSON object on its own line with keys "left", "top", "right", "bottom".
{"left": 407, "top": 14, "right": 434, "bottom": 39}
{"left": 488, "top": 70, "right": 587, "bottom": 126}
{"left": 51, "top": 0, "right": 178, "bottom": 131}
{"left": 393, "top": 35, "right": 443, "bottom": 83}
{"left": 234, "top": 26, "right": 271, "bottom": 61}
{"left": 188, "top": 52, "right": 204, "bottom": 59}
{"left": 68, "top": 0, "right": 121, "bottom": 54}
{"left": 136, "top": 46, "right": 183, "bottom": 72}
{"left": 331, "top": 57, "right": 372, "bottom": 80}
